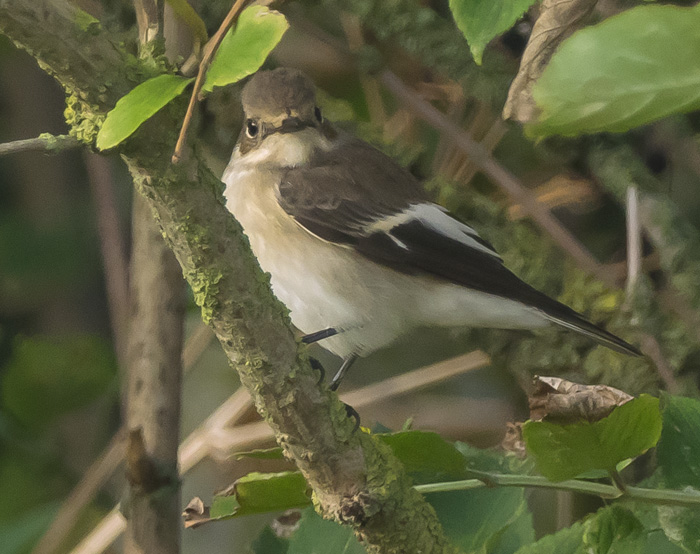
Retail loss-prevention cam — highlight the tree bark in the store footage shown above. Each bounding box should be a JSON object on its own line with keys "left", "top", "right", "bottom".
{"left": 0, "top": 1, "right": 460, "bottom": 552}
{"left": 124, "top": 192, "right": 185, "bottom": 554}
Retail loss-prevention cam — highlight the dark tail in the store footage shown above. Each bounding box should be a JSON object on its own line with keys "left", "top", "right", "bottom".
{"left": 541, "top": 310, "right": 642, "bottom": 356}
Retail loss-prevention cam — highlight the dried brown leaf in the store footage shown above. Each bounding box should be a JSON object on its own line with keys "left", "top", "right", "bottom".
{"left": 182, "top": 496, "right": 211, "bottom": 529}
{"left": 501, "top": 422, "right": 527, "bottom": 458}
{"left": 503, "top": 0, "right": 598, "bottom": 123}
{"left": 529, "top": 376, "right": 633, "bottom": 423}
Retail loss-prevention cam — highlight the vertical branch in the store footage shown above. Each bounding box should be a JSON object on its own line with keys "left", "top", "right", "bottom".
{"left": 123, "top": 4, "right": 186, "bottom": 553}
{"left": 123, "top": 192, "right": 185, "bottom": 554}
{"left": 625, "top": 186, "right": 641, "bottom": 302}
{"left": 84, "top": 152, "right": 130, "bottom": 366}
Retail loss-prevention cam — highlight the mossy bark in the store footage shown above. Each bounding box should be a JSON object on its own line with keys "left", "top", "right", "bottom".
{"left": 0, "top": 1, "right": 460, "bottom": 551}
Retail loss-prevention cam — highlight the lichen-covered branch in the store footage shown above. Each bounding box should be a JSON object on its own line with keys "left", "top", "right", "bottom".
{"left": 0, "top": 1, "right": 459, "bottom": 552}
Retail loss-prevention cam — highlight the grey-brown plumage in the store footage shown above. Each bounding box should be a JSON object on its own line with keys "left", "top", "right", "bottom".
{"left": 222, "top": 68, "right": 641, "bottom": 371}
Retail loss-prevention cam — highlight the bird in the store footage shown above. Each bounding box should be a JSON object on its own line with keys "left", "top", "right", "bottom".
{"left": 222, "top": 67, "right": 641, "bottom": 390}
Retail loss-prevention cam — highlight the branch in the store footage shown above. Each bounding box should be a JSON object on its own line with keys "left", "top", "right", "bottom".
{"left": 416, "top": 473, "right": 700, "bottom": 508}
{"left": 0, "top": 2, "right": 458, "bottom": 552}
{"left": 123, "top": 192, "right": 185, "bottom": 554}
{"left": 0, "top": 133, "right": 79, "bottom": 155}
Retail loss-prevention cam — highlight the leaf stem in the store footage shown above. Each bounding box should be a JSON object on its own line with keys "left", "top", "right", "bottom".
{"left": 414, "top": 472, "right": 700, "bottom": 507}
{"left": 171, "top": 0, "right": 249, "bottom": 164}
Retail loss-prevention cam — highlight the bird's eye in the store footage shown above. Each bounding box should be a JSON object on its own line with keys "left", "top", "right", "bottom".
{"left": 246, "top": 119, "right": 259, "bottom": 138}
{"left": 314, "top": 107, "right": 322, "bottom": 123}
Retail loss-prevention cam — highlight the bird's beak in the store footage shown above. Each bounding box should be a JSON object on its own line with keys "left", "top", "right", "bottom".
{"left": 278, "top": 116, "right": 312, "bottom": 134}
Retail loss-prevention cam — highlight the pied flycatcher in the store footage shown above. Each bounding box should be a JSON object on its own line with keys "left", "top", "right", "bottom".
{"left": 222, "top": 68, "right": 640, "bottom": 389}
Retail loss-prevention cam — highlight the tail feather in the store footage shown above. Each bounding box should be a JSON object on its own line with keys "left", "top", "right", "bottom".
{"left": 541, "top": 311, "right": 642, "bottom": 357}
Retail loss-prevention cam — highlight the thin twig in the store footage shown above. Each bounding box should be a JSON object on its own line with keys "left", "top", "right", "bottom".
{"left": 172, "top": 0, "right": 249, "bottom": 163}
{"left": 415, "top": 473, "right": 700, "bottom": 507}
{"left": 84, "top": 152, "right": 130, "bottom": 368}
{"left": 0, "top": 133, "right": 79, "bottom": 156}
{"left": 625, "top": 186, "right": 641, "bottom": 303}
{"left": 379, "top": 70, "right": 619, "bottom": 289}
{"left": 640, "top": 334, "right": 681, "bottom": 394}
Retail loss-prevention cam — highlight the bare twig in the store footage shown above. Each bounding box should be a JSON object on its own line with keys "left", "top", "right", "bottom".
{"left": 640, "top": 334, "right": 681, "bottom": 394}
{"left": 0, "top": 133, "right": 79, "bottom": 156}
{"left": 379, "top": 70, "right": 618, "bottom": 289}
{"left": 84, "top": 152, "right": 130, "bottom": 367}
{"left": 625, "top": 186, "right": 641, "bottom": 301}
{"left": 172, "top": 0, "right": 249, "bottom": 163}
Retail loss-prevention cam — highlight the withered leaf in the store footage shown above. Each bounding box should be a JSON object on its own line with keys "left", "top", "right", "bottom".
{"left": 182, "top": 496, "right": 211, "bottom": 529}
{"left": 529, "top": 376, "right": 633, "bottom": 423}
{"left": 503, "top": 0, "right": 597, "bottom": 123}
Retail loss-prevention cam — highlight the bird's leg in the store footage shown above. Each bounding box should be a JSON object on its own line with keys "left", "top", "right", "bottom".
{"left": 301, "top": 327, "right": 338, "bottom": 344}
{"left": 343, "top": 403, "right": 361, "bottom": 433}
{"left": 308, "top": 357, "right": 325, "bottom": 386}
{"left": 330, "top": 353, "right": 359, "bottom": 392}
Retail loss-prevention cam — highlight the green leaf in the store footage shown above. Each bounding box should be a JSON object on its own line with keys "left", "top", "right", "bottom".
{"left": 448, "top": 0, "right": 536, "bottom": 64}
{"left": 657, "top": 394, "right": 700, "bottom": 489}
{"left": 96, "top": 74, "right": 193, "bottom": 150}
{"left": 490, "top": 511, "right": 536, "bottom": 554}
{"left": 287, "top": 508, "right": 366, "bottom": 554}
{"left": 513, "top": 521, "right": 585, "bottom": 554}
{"left": 584, "top": 506, "right": 645, "bottom": 553}
{"left": 209, "top": 471, "right": 310, "bottom": 520}
{"left": 203, "top": 6, "right": 289, "bottom": 92}
{"left": 522, "top": 395, "right": 662, "bottom": 481}
{"left": 2, "top": 335, "right": 117, "bottom": 432}
{"left": 251, "top": 526, "right": 289, "bottom": 554}
{"left": 658, "top": 504, "right": 700, "bottom": 553}
{"left": 165, "top": 0, "right": 207, "bottom": 45}
{"left": 428, "top": 487, "right": 527, "bottom": 552}
{"left": 528, "top": 4, "right": 700, "bottom": 137}
{"left": 377, "top": 431, "right": 467, "bottom": 484}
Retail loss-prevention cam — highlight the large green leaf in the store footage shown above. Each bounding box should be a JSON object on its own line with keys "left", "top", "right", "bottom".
{"left": 428, "top": 487, "right": 527, "bottom": 553}
{"left": 513, "top": 520, "right": 584, "bottom": 554}
{"left": 490, "top": 510, "right": 535, "bottom": 554}
{"left": 522, "top": 395, "right": 662, "bottom": 481}
{"left": 448, "top": 0, "right": 536, "bottom": 64}
{"left": 203, "top": 6, "right": 289, "bottom": 92}
{"left": 96, "top": 74, "right": 193, "bottom": 150}
{"left": 528, "top": 4, "right": 700, "bottom": 137}
{"left": 251, "top": 526, "right": 289, "bottom": 554}
{"left": 657, "top": 394, "right": 700, "bottom": 489}
{"left": 2, "top": 335, "right": 117, "bottom": 432}
{"left": 377, "top": 431, "right": 467, "bottom": 484}
{"left": 209, "top": 471, "right": 310, "bottom": 520}
{"left": 287, "top": 508, "right": 366, "bottom": 554}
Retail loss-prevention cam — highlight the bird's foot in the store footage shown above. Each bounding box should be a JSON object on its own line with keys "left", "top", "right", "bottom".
{"left": 343, "top": 402, "right": 361, "bottom": 433}
{"left": 308, "top": 357, "right": 325, "bottom": 386}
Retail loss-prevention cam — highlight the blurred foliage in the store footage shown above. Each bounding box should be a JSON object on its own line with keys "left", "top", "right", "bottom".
{"left": 2, "top": 334, "right": 116, "bottom": 432}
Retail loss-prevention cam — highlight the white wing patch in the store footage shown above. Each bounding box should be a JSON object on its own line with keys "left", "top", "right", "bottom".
{"left": 366, "top": 203, "right": 501, "bottom": 259}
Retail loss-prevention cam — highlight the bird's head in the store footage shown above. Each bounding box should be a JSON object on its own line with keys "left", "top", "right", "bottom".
{"left": 237, "top": 68, "right": 334, "bottom": 163}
